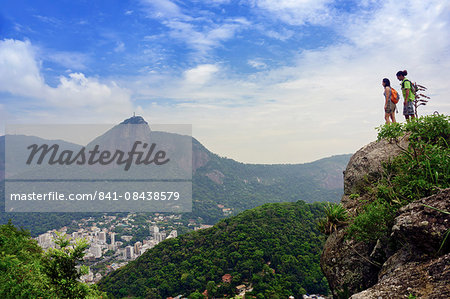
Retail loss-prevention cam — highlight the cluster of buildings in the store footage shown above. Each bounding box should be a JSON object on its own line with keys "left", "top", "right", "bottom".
{"left": 121, "top": 225, "right": 177, "bottom": 260}
{"left": 37, "top": 226, "right": 117, "bottom": 259}
{"left": 35, "top": 216, "right": 179, "bottom": 283}
{"left": 36, "top": 219, "right": 178, "bottom": 259}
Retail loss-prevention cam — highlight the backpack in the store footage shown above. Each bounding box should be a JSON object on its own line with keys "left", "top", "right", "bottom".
{"left": 402, "top": 79, "right": 417, "bottom": 97}
{"left": 390, "top": 87, "right": 399, "bottom": 104}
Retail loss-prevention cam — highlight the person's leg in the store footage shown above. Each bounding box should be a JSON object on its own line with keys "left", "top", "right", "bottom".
{"left": 385, "top": 113, "right": 391, "bottom": 124}
{"left": 403, "top": 103, "right": 409, "bottom": 121}
{"left": 408, "top": 102, "right": 415, "bottom": 119}
{"left": 390, "top": 112, "right": 396, "bottom": 123}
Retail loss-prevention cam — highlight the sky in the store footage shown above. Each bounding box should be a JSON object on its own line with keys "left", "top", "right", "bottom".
{"left": 0, "top": 0, "right": 449, "bottom": 164}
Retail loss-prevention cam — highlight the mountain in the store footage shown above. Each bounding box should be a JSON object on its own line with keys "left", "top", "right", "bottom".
{"left": 98, "top": 201, "right": 329, "bottom": 298}
{"left": 0, "top": 134, "right": 82, "bottom": 180}
{"left": 0, "top": 116, "right": 351, "bottom": 234}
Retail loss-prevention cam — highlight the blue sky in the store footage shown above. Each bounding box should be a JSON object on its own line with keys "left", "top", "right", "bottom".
{"left": 1, "top": 0, "right": 449, "bottom": 163}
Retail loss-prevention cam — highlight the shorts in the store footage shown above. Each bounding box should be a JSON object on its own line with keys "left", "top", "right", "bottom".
{"left": 385, "top": 100, "right": 396, "bottom": 114}
{"left": 403, "top": 101, "right": 415, "bottom": 116}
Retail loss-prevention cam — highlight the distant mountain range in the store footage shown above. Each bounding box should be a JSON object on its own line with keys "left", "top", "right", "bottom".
{"left": 0, "top": 116, "right": 351, "bottom": 234}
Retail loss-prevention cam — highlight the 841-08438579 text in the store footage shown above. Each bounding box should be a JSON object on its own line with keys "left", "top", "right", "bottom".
{"left": 9, "top": 191, "right": 181, "bottom": 201}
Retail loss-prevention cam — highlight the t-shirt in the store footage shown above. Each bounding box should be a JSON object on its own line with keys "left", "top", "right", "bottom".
{"left": 401, "top": 79, "right": 415, "bottom": 102}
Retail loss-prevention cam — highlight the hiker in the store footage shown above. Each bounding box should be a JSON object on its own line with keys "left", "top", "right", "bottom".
{"left": 382, "top": 78, "right": 396, "bottom": 124}
{"left": 396, "top": 70, "right": 415, "bottom": 121}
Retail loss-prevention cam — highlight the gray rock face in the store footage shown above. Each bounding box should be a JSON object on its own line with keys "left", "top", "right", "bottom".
{"left": 320, "top": 228, "right": 380, "bottom": 298}
{"left": 321, "top": 136, "right": 449, "bottom": 299}
{"left": 350, "top": 251, "right": 450, "bottom": 299}
{"left": 350, "top": 189, "right": 450, "bottom": 299}
{"left": 343, "top": 137, "right": 408, "bottom": 196}
{"left": 391, "top": 190, "right": 450, "bottom": 254}
{"left": 341, "top": 137, "right": 408, "bottom": 214}
{"left": 121, "top": 116, "right": 148, "bottom": 124}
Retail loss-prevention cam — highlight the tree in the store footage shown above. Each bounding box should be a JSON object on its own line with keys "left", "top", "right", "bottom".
{"left": 188, "top": 290, "right": 206, "bottom": 299}
{"left": 206, "top": 281, "right": 217, "bottom": 298}
{"left": 41, "top": 233, "right": 92, "bottom": 299}
{"left": 0, "top": 221, "right": 106, "bottom": 298}
{"left": 0, "top": 220, "right": 50, "bottom": 298}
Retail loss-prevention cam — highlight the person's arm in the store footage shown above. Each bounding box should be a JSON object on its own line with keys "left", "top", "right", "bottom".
{"left": 404, "top": 88, "right": 410, "bottom": 103}
{"left": 384, "top": 87, "right": 390, "bottom": 109}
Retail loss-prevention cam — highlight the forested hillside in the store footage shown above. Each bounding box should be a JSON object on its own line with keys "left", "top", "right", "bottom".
{"left": 98, "top": 201, "right": 329, "bottom": 298}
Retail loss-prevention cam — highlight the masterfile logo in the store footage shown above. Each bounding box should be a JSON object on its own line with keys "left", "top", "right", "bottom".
{"left": 4, "top": 121, "right": 192, "bottom": 213}
{"left": 26, "top": 141, "right": 170, "bottom": 171}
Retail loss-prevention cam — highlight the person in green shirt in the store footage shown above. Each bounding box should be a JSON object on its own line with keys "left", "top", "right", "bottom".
{"left": 396, "top": 70, "right": 415, "bottom": 121}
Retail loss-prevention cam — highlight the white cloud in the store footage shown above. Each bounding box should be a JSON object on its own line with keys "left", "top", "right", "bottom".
{"left": 44, "top": 51, "right": 89, "bottom": 70}
{"left": 248, "top": 59, "right": 267, "bottom": 69}
{"left": 47, "top": 73, "right": 131, "bottom": 110}
{"left": 265, "top": 28, "right": 295, "bottom": 41}
{"left": 165, "top": 20, "right": 245, "bottom": 54}
{"left": 0, "top": 39, "right": 44, "bottom": 96}
{"left": 184, "top": 64, "right": 219, "bottom": 85}
{"left": 34, "top": 15, "right": 61, "bottom": 26}
{"left": 140, "top": 0, "right": 187, "bottom": 20}
{"left": 0, "top": 39, "right": 133, "bottom": 122}
{"left": 114, "top": 41, "right": 125, "bottom": 53}
{"left": 140, "top": 0, "right": 250, "bottom": 55}
{"left": 249, "top": 0, "right": 333, "bottom": 25}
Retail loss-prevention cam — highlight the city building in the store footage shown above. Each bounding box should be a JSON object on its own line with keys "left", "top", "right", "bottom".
{"left": 37, "top": 232, "right": 55, "bottom": 249}
{"left": 155, "top": 232, "right": 166, "bottom": 243}
{"left": 125, "top": 245, "right": 134, "bottom": 259}
{"left": 151, "top": 225, "right": 159, "bottom": 235}
{"left": 140, "top": 243, "right": 152, "bottom": 255}
{"left": 121, "top": 235, "right": 133, "bottom": 242}
{"left": 90, "top": 244, "right": 102, "bottom": 259}
{"left": 134, "top": 241, "right": 142, "bottom": 257}
{"left": 110, "top": 232, "right": 116, "bottom": 245}
{"left": 98, "top": 231, "right": 106, "bottom": 244}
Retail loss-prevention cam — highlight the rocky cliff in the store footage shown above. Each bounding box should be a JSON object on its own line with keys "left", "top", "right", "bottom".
{"left": 321, "top": 136, "right": 450, "bottom": 299}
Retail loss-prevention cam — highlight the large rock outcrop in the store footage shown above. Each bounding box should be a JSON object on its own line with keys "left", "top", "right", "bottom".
{"left": 321, "top": 137, "right": 450, "bottom": 299}
{"left": 351, "top": 190, "right": 450, "bottom": 298}
{"left": 341, "top": 136, "right": 409, "bottom": 213}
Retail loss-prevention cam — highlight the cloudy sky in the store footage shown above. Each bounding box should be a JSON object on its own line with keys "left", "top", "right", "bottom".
{"left": 1, "top": 0, "right": 449, "bottom": 163}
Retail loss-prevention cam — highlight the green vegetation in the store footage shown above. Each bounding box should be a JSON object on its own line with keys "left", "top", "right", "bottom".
{"left": 318, "top": 203, "right": 348, "bottom": 235}
{"left": 348, "top": 114, "right": 450, "bottom": 243}
{"left": 0, "top": 221, "right": 106, "bottom": 298}
{"left": 42, "top": 234, "right": 95, "bottom": 299}
{"left": 348, "top": 193, "right": 360, "bottom": 200}
{"left": 347, "top": 199, "right": 396, "bottom": 242}
{"left": 98, "top": 201, "right": 329, "bottom": 298}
